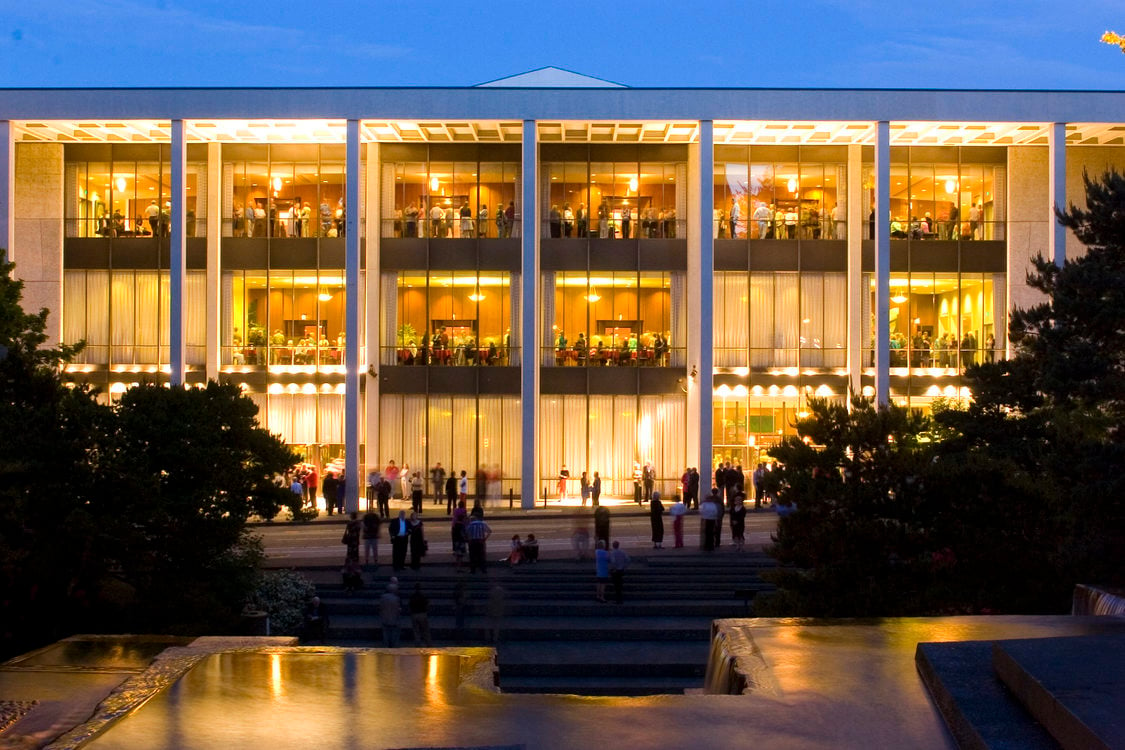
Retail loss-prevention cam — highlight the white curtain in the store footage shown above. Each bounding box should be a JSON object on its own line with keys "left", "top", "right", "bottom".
{"left": 862, "top": 272, "right": 873, "bottom": 367}
{"left": 992, "top": 273, "right": 1007, "bottom": 352}
{"left": 714, "top": 272, "right": 749, "bottom": 367}
{"left": 222, "top": 162, "right": 234, "bottom": 237}
{"left": 538, "top": 396, "right": 562, "bottom": 495}
{"left": 186, "top": 271, "right": 207, "bottom": 365}
{"left": 509, "top": 272, "right": 521, "bottom": 358}
{"left": 63, "top": 271, "right": 85, "bottom": 355}
{"left": 379, "top": 395, "right": 403, "bottom": 468}
{"left": 588, "top": 394, "right": 614, "bottom": 493}
{"left": 402, "top": 395, "right": 427, "bottom": 471}
{"left": 540, "top": 272, "right": 556, "bottom": 366}
{"left": 221, "top": 271, "right": 234, "bottom": 364}
{"left": 318, "top": 393, "right": 344, "bottom": 444}
{"left": 563, "top": 396, "right": 588, "bottom": 484}
{"left": 64, "top": 164, "right": 79, "bottom": 237}
{"left": 248, "top": 393, "right": 269, "bottom": 432}
{"left": 823, "top": 273, "right": 848, "bottom": 368}
{"left": 292, "top": 394, "right": 317, "bottom": 444}
{"left": 452, "top": 397, "right": 479, "bottom": 479}
{"left": 381, "top": 164, "right": 396, "bottom": 236}
{"left": 640, "top": 395, "right": 686, "bottom": 495}
{"left": 612, "top": 395, "right": 638, "bottom": 497}
{"left": 992, "top": 167, "right": 1006, "bottom": 242}
{"left": 501, "top": 396, "right": 522, "bottom": 495}
{"left": 670, "top": 271, "right": 686, "bottom": 367}
{"left": 156, "top": 272, "right": 170, "bottom": 364}
{"left": 111, "top": 271, "right": 136, "bottom": 363}
{"left": 381, "top": 272, "right": 398, "bottom": 366}
{"left": 428, "top": 396, "right": 455, "bottom": 475}
{"left": 64, "top": 270, "right": 110, "bottom": 364}
{"left": 675, "top": 162, "right": 688, "bottom": 238}
{"left": 749, "top": 274, "right": 771, "bottom": 367}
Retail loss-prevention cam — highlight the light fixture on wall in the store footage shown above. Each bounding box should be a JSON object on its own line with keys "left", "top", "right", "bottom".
{"left": 318, "top": 292, "right": 333, "bottom": 302}
{"left": 787, "top": 177, "right": 798, "bottom": 194}
{"left": 891, "top": 294, "right": 908, "bottom": 304}
{"left": 430, "top": 176, "right": 440, "bottom": 192}
{"left": 584, "top": 286, "right": 601, "bottom": 303}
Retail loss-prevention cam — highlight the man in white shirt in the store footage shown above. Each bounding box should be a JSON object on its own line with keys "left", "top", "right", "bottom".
{"left": 430, "top": 204, "right": 445, "bottom": 238}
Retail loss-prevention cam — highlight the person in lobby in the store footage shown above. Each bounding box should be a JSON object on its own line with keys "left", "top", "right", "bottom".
{"left": 549, "top": 205, "right": 561, "bottom": 237}
{"left": 729, "top": 198, "right": 740, "bottom": 239}
{"left": 563, "top": 204, "right": 574, "bottom": 237}
{"left": 389, "top": 511, "right": 409, "bottom": 571}
{"left": 576, "top": 203, "right": 588, "bottom": 237}
{"left": 478, "top": 204, "right": 489, "bottom": 237}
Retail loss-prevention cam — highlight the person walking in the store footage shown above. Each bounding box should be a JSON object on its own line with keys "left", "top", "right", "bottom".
{"left": 408, "top": 511, "right": 426, "bottom": 570}
{"left": 362, "top": 508, "right": 382, "bottom": 566}
{"left": 409, "top": 583, "right": 432, "bottom": 647}
{"left": 594, "top": 505, "right": 611, "bottom": 550}
{"left": 670, "top": 495, "right": 687, "bottom": 548}
{"left": 594, "top": 540, "right": 610, "bottom": 603}
{"left": 378, "top": 583, "right": 401, "bottom": 647}
{"left": 389, "top": 510, "right": 409, "bottom": 571}
{"left": 649, "top": 490, "right": 665, "bottom": 549}
{"left": 466, "top": 513, "right": 492, "bottom": 573}
{"left": 608, "top": 541, "right": 630, "bottom": 604}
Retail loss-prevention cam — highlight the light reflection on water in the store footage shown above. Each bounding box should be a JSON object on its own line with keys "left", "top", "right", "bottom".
{"left": 85, "top": 651, "right": 465, "bottom": 750}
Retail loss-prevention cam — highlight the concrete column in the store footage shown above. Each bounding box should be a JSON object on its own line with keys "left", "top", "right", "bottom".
{"left": 874, "top": 121, "right": 890, "bottom": 407}
{"left": 0, "top": 121, "right": 13, "bottom": 261}
{"left": 205, "top": 142, "right": 221, "bottom": 382}
{"left": 12, "top": 143, "right": 63, "bottom": 335}
{"left": 169, "top": 120, "right": 186, "bottom": 386}
{"left": 364, "top": 141, "right": 381, "bottom": 496}
{"left": 693, "top": 120, "right": 714, "bottom": 475}
{"left": 1048, "top": 122, "right": 1067, "bottom": 267}
{"left": 520, "top": 120, "right": 538, "bottom": 509}
{"left": 344, "top": 119, "right": 361, "bottom": 514}
{"left": 847, "top": 144, "right": 863, "bottom": 400}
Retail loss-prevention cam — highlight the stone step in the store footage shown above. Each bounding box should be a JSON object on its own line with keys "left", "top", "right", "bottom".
{"left": 496, "top": 639, "right": 711, "bottom": 668}
{"left": 315, "top": 582, "right": 771, "bottom": 597}
{"left": 320, "top": 598, "right": 748, "bottom": 618}
{"left": 326, "top": 615, "right": 713, "bottom": 642}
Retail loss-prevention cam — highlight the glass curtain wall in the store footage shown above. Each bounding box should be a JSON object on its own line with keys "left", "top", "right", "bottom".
{"left": 542, "top": 271, "right": 680, "bottom": 367}
{"left": 714, "top": 146, "right": 846, "bottom": 240}
{"left": 713, "top": 271, "right": 847, "bottom": 370}
{"left": 382, "top": 150, "right": 520, "bottom": 238}
{"left": 65, "top": 144, "right": 207, "bottom": 238}
{"left": 543, "top": 158, "right": 686, "bottom": 239}
{"left": 378, "top": 394, "right": 522, "bottom": 498}
{"left": 875, "top": 147, "right": 1006, "bottom": 241}
{"left": 224, "top": 145, "right": 346, "bottom": 238}
{"left": 221, "top": 270, "right": 349, "bottom": 370}
{"left": 863, "top": 272, "right": 1006, "bottom": 380}
{"left": 382, "top": 271, "right": 514, "bottom": 366}
{"left": 538, "top": 394, "right": 686, "bottom": 498}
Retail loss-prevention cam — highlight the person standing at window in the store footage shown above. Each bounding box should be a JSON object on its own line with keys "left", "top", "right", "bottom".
{"left": 145, "top": 200, "right": 160, "bottom": 236}
{"left": 577, "top": 203, "right": 587, "bottom": 237}
{"left": 558, "top": 464, "right": 570, "bottom": 501}
{"left": 478, "top": 204, "right": 489, "bottom": 237}
{"left": 563, "top": 204, "right": 574, "bottom": 237}
{"left": 729, "top": 198, "right": 740, "bottom": 239}
{"left": 504, "top": 201, "right": 515, "bottom": 238}
{"left": 430, "top": 203, "right": 444, "bottom": 238}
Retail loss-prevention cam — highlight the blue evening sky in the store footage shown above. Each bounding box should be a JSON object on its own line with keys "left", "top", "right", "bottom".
{"left": 0, "top": 0, "right": 1122, "bottom": 90}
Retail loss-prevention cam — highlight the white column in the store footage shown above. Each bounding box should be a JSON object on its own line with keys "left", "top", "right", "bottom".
{"left": 169, "top": 120, "right": 187, "bottom": 386}
{"left": 364, "top": 141, "right": 381, "bottom": 495}
{"left": 695, "top": 120, "right": 714, "bottom": 474}
{"left": 847, "top": 144, "right": 863, "bottom": 399}
{"left": 345, "top": 119, "right": 361, "bottom": 513}
{"left": 1048, "top": 122, "right": 1067, "bottom": 267}
{"left": 874, "top": 121, "right": 890, "bottom": 406}
{"left": 0, "top": 121, "right": 13, "bottom": 261}
{"left": 520, "top": 120, "right": 538, "bottom": 509}
{"left": 205, "top": 142, "right": 221, "bottom": 381}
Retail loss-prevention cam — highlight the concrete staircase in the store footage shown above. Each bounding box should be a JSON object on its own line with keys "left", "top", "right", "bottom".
{"left": 305, "top": 550, "right": 776, "bottom": 696}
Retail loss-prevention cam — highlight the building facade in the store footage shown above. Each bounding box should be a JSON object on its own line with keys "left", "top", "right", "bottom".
{"left": 2, "top": 73, "right": 1122, "bottom": 509}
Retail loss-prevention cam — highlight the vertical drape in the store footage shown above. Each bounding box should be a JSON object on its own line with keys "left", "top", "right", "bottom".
{"left": 823, "top": 272, "right": 848, "bottom": 368}
{"left": 775, "top": 274, "right": 799, "bottom": 367}
{"left": 640, "top": 395, "right": 686, "bottom": 493}
{"left": 64, "top": 164, "right": 79, "bottom": 237}
{"left": 402, "top": 395, "right": 427, "bottom": 472}
{"left": 714, "top": 272, "right": 749, "bottom": 367}
{"left": 862, "top": 273, "right": 873, "bottom": 367}
{"left": 509, "top": 272, "right": 521, "bottom": 356}
{"left": 186, "top": 271, "right": 206, "bottom": 365}
{"left": 540, "top": 272, "right": 555, "bottom": 366}
{"left": 221, "top": 271, "right": 234, "bottom": 364}
{"left": 992, "top": 167, "right": 1007, "bottom": 242}
{"left": 427, "top": 395, "right": 454, "bottom": 476}
{"left": 379, "top": 395, "right": 404, "bottom": 468}
{"left": 563, "top": 396, "right": 588, "bottom": 484}
{"left": 318, "top": 393, "right": 344, "bottom": 444}
{"left": 749, "top": 274, "right": 771, "bottom": 367}
{"left": 502, "top": 396, "right": 521, "bottom": 495}
{"left": 675, "top": 162, "right": 688, "bottom": 238}
{"left": 612, "top": 395, "right": 637, "bottom": 497}
{"left": 248, "top": 393, "right": 269, "bottom": 432}
{"left": 992, "top": 273, "right": 1007, "bottom": 352}
{"left": 670, "top": 271, "right": 687, "bottom": 367}
{"left": 155, "top": 272, "right": 170, "bottom": 364}
{"left": 222, "top": 162, "right": 234, "bottom": 236}
{"left": 801, "top": 274, "right": 825, "bottom": 368}
{"left": 111, "top": 271, "right": 136, "bottom": 363}
{"left": 381, "top": 273, "right": 398, "bottom": 366}
{"left": 538, "top": 397, "right": 562, "bottom": 494}
{"left": 588, "top": 394, "right": 614, "bottom": 492}
{"left": 291, "top": 394, "right": 317, "bottom": 444}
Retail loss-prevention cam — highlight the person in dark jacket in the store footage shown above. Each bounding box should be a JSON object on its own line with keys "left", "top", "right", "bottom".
{"left": 594, "top": 505, "right": 611, "bottom": 549}
{"left": 408, "top": 511, "right": 426, "bottom": 570}
{"left": 649, "top": 490, "right": 665, "bottom": 549}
